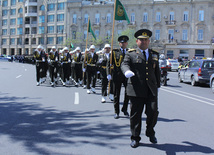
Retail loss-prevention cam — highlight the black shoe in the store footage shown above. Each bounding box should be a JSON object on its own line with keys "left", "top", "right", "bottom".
{"left": 114, "top": 114, "right": 119, "bottom": 119}
{"left": 130, "top": 140, "right": 139, "bottom": 148}
{"left": 149, "top": 136, "right": 157, "bottom": 144}
{"left": 122, "top": 111, "right": 129, "bottom": 117}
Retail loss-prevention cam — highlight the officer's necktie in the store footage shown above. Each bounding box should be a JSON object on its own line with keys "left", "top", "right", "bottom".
{"left": 143, "top": 50, "right": 146, "bottom": 60}
{"left": 122, "top": 49, "right": 125, "bottom": 57}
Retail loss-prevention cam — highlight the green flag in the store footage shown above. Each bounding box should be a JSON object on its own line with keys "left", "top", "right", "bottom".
{"left": 70, "top": 42, "right": 74, "bottom": 49}
{"left": 88, "top": 20, "right": 96, "bottom": 40}
{"left": 114, "top": 0, "right": 130, "bottom": 24}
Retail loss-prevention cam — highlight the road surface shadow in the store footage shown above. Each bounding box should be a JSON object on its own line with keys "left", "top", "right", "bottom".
{"left": 140, "top": 141, "right": 214, "bottom": 155}
{"left": 0, "top": 95, "right": 129, "bottom": 154}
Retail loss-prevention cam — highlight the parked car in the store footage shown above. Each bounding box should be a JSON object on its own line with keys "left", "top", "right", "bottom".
{"left": 178, "top": 59, "right": 214, "bottom": 86}
{"left": 167, "top": 59, "right": 180, "bottom": 71}
{"left": 210, "top": 72, "right": 214, "bottom": 93}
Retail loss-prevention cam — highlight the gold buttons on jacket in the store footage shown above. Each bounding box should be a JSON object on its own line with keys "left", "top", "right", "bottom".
{"left": 146, "top": 67, "right": 148, "bottom": 69}
{"left": 146, "top": 61, "right": 148, "bottom": 64}
{"left": 146, "top": 78, "right": 148, "bottom": 80}
{"left": 146, "top": 73, "right": 148, "bottom": 75}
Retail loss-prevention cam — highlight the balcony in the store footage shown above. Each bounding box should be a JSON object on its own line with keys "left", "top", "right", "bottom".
{"left": 165, "top": 20, "right": 176, "bottom": 26}
{"left": 93, "top": 23, "right": 101, "bottom": 28}
{"left": 25, "top": 1, "right": 37, "bottom": 6}
{"left": 128, "top": 21, "right": 137, "bottom": 28}
{"left": 25, "top": 12, "right": 37, "bottom": 17}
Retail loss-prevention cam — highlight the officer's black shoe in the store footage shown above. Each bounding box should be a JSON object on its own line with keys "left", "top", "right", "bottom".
{"left": 130, "top": 140, "right": 139, "bottom": 148}
{"left": 149, "top": 136, "right": 157, "bottom": 144}
{"left": 122, "top": 110, "right": 129, "bottom": 117}
{"left": 114, "top": 114, "right": 119, "bottom": 119}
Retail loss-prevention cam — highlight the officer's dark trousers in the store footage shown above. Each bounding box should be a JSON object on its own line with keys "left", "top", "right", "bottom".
{"left": 113, "top": 78, "right": 129, "bottom": 114}
{"left": 63, "top": 63, "right": 71, "bottom": 82}
{"left": 49, "top": 63, "right": 59, "bottom": 82}
{"left": 74, "top": 64, "right": 83, "bottom": 82}
{"left": 129, "top": 92, "right": 158, "bottom": 142}
{"left": 36, "top": 62, "right": 46, "bottom": 82}
{"left": 86, "top": 66, "right": 97, "bottom": 89}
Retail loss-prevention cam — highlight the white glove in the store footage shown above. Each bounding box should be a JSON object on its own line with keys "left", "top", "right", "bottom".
{"left": 42, "top": 57, "right": 45, "bottom": 62}
{"left": 83, "top": 68, "right": 86, "bottom": 72}
{"left": 107, "top": 74, "right": 111, "bottom": 81}
{"left": 99, "top": 58, "right": 103, "bottom": 63}
{"left": 124, "top": 70, "right": 135, "bottom": 78}
{"left": 97, "top": 71, "right": 100, "bottom": 74}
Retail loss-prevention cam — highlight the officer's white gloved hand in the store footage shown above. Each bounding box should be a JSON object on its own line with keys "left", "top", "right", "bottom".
{"left": 99, "top": 58, "right": 103, "bottom": 63}
{"left": 107, "top": 74, "right": 111, "bottom": 81}
{"left": 97, "top": 71, "right": 100, "bottom": 74}
{"left": 83, "top": 68, "right": 86, "bottom": 72}
{"left": 124, "top": 70, "right": 135, "bottom": 78}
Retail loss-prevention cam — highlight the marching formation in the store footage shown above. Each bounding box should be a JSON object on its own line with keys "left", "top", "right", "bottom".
{"left": 33, "top": 29, "right": 160, "bottom": 148}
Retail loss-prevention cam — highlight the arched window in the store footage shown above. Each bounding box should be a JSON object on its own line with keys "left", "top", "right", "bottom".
{"left": 40, "top": 5, "right": 45, "bottom": 11}
{"left": 18, "top": 8, "right": 23, "bottom": 13}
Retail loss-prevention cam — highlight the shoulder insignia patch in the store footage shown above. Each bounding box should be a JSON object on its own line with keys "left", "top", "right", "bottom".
{"left": 128, "top": 49, "right": 136, "bottom": 52}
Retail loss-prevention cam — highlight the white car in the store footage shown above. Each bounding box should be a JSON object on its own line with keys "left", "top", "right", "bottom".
{"left": 167, "top": 59, "right": 180, "bottom": 71}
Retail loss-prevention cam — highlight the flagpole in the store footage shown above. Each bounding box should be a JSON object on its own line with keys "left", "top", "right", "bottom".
{"left": 108, "top": 0, "right": 117, "bottom": 95}
{"left": 83, "top": 16, "right": 90, "bottom": 79}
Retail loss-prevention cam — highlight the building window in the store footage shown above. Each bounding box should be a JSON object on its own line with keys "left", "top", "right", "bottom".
{"left": 131, "top": 13, "right": 135, "bottom": 23}
{"left": 95, "top": 14, "right": 100, "bottom": 24}
{"left": 84, "top": 14, "right": 88, "bottom": 24}
{"left": 117, "top": 30, "right": 122, "bottom": 36}
{"left": 199, "top": 10, "right": 204, "bottom": 21}
{"left": 2, "top": 29, "right": 7, "bottom": 35}
{"left": 47, "top": 15, "right": 54, "bottom": 22}
{"left": 2, "top": 10, "right": 8, "bottom": 16}
{"left": 39, "top": 16, "right": 45, "bottom": 23}
{"left": 17, "top": 38, "right": 22, "bottom": 45}
{"left": 170, "top": 12, "right": 174, "bottom": 21}
{"left": 10, "top": 38, "right": 15, "bottom": 45}
{"left": 167, "top": 50, "right": 174, "bottom": 59}
{"left": 47, "top": 26, "right": 54, "bottom": 33}
{"left": 17, "top": 28, "right": 22, "bottom": 35}
{"left": 57, "top": 37, "right": 63, "bottom": 44}
{"left": 39, "top": 26, "right": 45, "bottom": 34}
{"left": 10, "top": 28, "right": 16, "bottom": 35}
{"left": 18, "top": 8, "right": 23, "bottom": 13}
{"left": 10, "top": 19, "right": 16, "bottom": 25}
{"left": 47, "top": 37, "right": 54, "bottom": 44}
{"left": 18, "top": 0, "right": 23, "bottom": 2}
{"left": 95, "top": 30, "right": 99, "bottom": 38}
{"left": 182, "top": 29, "right": 188, "bottom": 40}
{"left": 73, "top": 14, "right": 77, "bottom": 24}
{"left": 57, "top": 25, "right": 64, "bottom": 33}
{"left": 57, "top": 14, "right": 64, "bottom": 22}
{"left": 183, "top": 11, "right": 188, "bottom": 22}
{"left": 57, "top": 2, "right": 64, "bottom": 10}
{"left": 2, "top": 19, "right": 7, "bottom": 26}
{"left": 17, "top": 18, "right": 23, "bottom": 25}
{"left": 48, "top": 4, "right": 55, "bottom": 11}
{"left": 143, "top": 12, "right": 148, "bottom": 22}
{"left": 40, "top": 5, "right": 45, "bottom": 11}
{"left": 198, "top": 29, "right": 203, "bottom": 40}
{"left": 2, "top": 39, "right": 7, "bottom": 45}
{"left": 39, "top": 38, "right": 44, "bottom": 44}
{"left": 72, "top": 31, "right": 76, "bottom": 39}
{"left": 11, "top": 0, "right": 16, "bottom": 6}
{"left": 10, "top": 9, "right": 16, "bottom": 15}
{"left": 3, "top": 0, "right": 8, "bottom": 7}
{"left": 156, "top": 12, "right": 161, "bottom": 22}
{"left": 106, "top": 30, "right": 111, "bottom": 39}
{"left": 168, "top": 29, "right": 174, "bottom": 42}
{"left": 84, "top": 30, "right": 87, "bottom": 40}
{"left": 195, "top": 50, "right": 204, "bottom": 58}
{"left": 155, "top": 30, "right": 160, "bottom": 40}
{"left": 107, "top": 13, "right": 111, "bottom": 23}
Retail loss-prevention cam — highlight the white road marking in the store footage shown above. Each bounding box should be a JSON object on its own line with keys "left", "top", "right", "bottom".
{"left": 161, "top": 88, "right": 214, "bottom": 106}
{"left": 162, "top": 87, "right": 214, "bottom": 102}
{"left": 16, "top": 75, "right": 22, "bottom": 79}
{"left": 74, "top": 92, "right": 79, "bottom": 104}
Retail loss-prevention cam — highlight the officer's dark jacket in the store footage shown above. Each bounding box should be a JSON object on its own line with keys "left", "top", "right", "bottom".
{"left": 49, "top": 51, "right": 60, "bottom": 61}
{"left": 72, "top": 52, "right": 83, "bottom": 63}
{"left": 107, "top": 48, "right": 128, "bottom": 81}
{"left": 61, "top": 52, "right": 72, "bottom": 62}
{"left": 97, "top": 53, "right": 110, "bottom": 78}
{"left": 121, "top": 48, "right": 160, "bottom": 97}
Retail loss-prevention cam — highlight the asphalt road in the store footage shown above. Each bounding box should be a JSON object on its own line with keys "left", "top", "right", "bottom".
{"left": 0, "top": 61, "right": 214, "bottom": 155}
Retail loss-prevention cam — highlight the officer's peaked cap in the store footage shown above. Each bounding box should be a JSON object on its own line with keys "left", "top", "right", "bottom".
{"left": 118, "top": 35, "right": 129, "bottom": 43}
{"left": 134, "top": 29, "right": 152, "bottom": 39}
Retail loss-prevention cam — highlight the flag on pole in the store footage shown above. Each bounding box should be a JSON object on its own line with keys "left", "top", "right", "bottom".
{"left": 88, "top": 20, "right": 96, "bottom": 40}
{"left": 114, "top": 0, "right": 130, "bottom": 24}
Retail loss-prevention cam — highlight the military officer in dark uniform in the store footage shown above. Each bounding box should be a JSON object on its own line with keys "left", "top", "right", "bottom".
{"left": 34, "top": 45, "right": 48, "bottom": 86}
{"left": 61, "top": 47, "right": 72, "bottom": 86}
{"left": 108, "top": 35, "right": 130, "bottom": 119}
{"left": 97, "top": 44, "right": 112, "bottom": 103}
{"left": 72, "top": 47, "right": 83, "bottom": 86}
{"left": 48, "top": 46, "right": 60, "bottom": 86}
{"left": 82, "top": 48, "right": 89, "bottom": 89}
{"left": 85, "top": 45, "right": 98, "bottom": 94}
{"left": 121, "top": 29, "right": 160, "bottom": 148}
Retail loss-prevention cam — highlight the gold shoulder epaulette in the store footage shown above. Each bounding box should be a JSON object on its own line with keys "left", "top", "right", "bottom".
{"left": 152, "top": 49, "right": 159, "bottom": 54}
{"left": 128, "top": 49, "right": 136, "bottom": 52}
